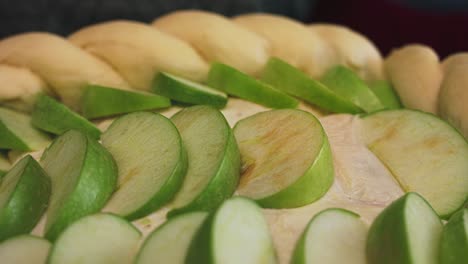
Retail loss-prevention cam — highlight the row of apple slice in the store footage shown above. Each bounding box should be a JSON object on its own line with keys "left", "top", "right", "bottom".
{"left": 0, "top": 57, "right": 400, "bottom": 153}
{"left": 1, "top": 105, "right": 467, "bottom": 243}
{"left": 83, "top": 58, "right": 400, "bottom": 117}
{"left": 80, "top": 57, "right": 402, "bottom": 117}
{"left": 0, "top": 106, "right": 331, "bottom": 243}
{"left": 1, "top": 194, "right": 466, "bottom": 264}
{"left": 0, "top": 197, "right": 275, "bottom": 264}
{"left": 0, "top": 56, "right": 400, "bottom": 141}
{"left": 0, "top": 105, "right": 243, "bottom": 242}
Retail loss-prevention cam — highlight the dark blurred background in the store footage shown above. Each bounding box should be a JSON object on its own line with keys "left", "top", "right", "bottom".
{"left": 0, "top": 0, "right": 467, "bottom": 57}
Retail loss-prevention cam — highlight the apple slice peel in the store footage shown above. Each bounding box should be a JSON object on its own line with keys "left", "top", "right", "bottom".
{"left": 0, "top": 155, "right": 50, "bottom": 241}
{"left": 31, "top": 94, "right": 101, "bottom": 139}
{"left": 366, "top": 192, "right": 443, "bottom": 264}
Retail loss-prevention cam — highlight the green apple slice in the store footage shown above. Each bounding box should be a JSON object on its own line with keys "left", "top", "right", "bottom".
{"left": 0, "top": 235, "right": 51, "bottom": 264}
{"left": 40, "top": 130, "right": 117, "bottom": 241}
{"left": 81, "top": 84, "right": 171, "bottom": 119}
{"left": 0, "top": 107, "right": 51, "bottom": 151}
{"left": 168, "top": 106, "right": 240, "bottom": 217}
{"left": 101, "top": 112, "right": 187, "bottom": 220}
{"left": 261, "top": 57, "right": 362, "bottom": 113}
{"left": 0, "top": 155, "right": 50, "bottom": 241}
{"left": 136, "top": 211, "right": 208, "bottom": 264}
{"left": 206, "top": 62, "right": 299, "bottom": 109}
{"left": 320, "top": 65, "right": 385, "bottom": 112}
{"left": 292, "top": 208, "right": 367, "bottom": 264}
{"left": 439, "top": 208, "right": 468, "bottom": 264}
{"left": 186, "top": 197, "right": 277, "bottom": 264}
{"left": 233, "top": 109, "right": 334, "bottom": 208}
{"left": 360, "top": 109, "right": 468, "bottom": 217}
{"left": 153, "top": 72, "right": 228, "bottom": 108}
{"left": 48, "top": 213, "right": 141, "bottom": 264}
{"left": 31, "top": 94, "right": 101, "bottom": 139}
{"left": 368, "top": 80, "right": 402, "bottom": 109}
{"left": 366, "top": 192, "right": 443, "bottom": 264}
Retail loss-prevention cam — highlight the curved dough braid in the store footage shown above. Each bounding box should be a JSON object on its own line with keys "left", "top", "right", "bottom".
{"left": 309, "top": 23, "right": 384, "bottom": 81}
{"left": 153, "top": 10, "right": 271, "bottom": 77}
{"left": 232, "top": 13, "right": 337, "bottom": 77}
{"left": 69, "top": 20, "right": 209, "bottom": 91}
{"left": 0, "top": 33, "right": 130, "bottom": 110}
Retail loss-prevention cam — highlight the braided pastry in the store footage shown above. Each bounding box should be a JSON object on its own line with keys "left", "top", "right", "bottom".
{"left": 153, "top": 10, "right": 271, "bottom": 77}
{"left": 232, "top": 13, "right": 337, "bottom": 77}
{"left": 0, "top": 9, "right": 467, "bottom": 264}
{"left": 309, "top": 23, "right": 384, "bottom": 81}
{"left": 0, "top": 33, "right": 130, "bottom": 110}
{"left": 69, "top": 20, "right": 209, "bottom": 91}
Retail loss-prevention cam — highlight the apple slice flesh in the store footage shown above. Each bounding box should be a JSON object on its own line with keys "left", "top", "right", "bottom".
{"left": 366, "top": 192, "right": 443, "bottom": 264}
{"left": 186, "top": 197, "right": 277, "bottom": 264}
{"left": 368, "top": 80, "right": 402, "bottom": 110}
{"left": 0, "top": 107, "right": 50, "bottom": 151}
{"left": 320, "top": 65, "right": 385, "bottom": 112}
{"left": 31, "top": 94, "right": 101, "bottom": 139}
{"left": 81, "top": 85, "right": 171, "bottom": 119}
{"left": 360, "top": 109, "right": 468, "bottom": 217}
{"left": 0, "top": 155, "right": 50, "bottom": 241}
{"left": 153, "top": 72, "right": 228, "bottom": 108}
{"left": 206, "top": 62, "right": 299, "bottom": 109}
{"left": 233, "top": 109, "right": 334, "bottom": 208}
{"left": 101, "top": 112, "right": 187, "bottom": 220}
{"left": 261, "top": 57, "right": 362, "bottom": 114}
{"left": 439, "top": 208, "right": 468, "bottom": 264}
{"left": 48, "top": 213, "right": 141, "bottom": 264}
{"left": 168, "top": 106, "right": 240, "bottom": 216}
{"left": 292, "top": 208, "right": 368, "bottom": 264}
{"left": 136, "top": 212, "right": 208, "bottom": 264}
{"left": 40, "top": 130, "right": 117, "bottom": 241}
{"left": 0, "top": 235, "right": 51, "bottom": 264}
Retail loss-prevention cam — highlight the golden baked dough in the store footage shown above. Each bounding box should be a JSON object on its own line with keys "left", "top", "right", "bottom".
{"left": 442, "top": 52, "right": 468, "bottom": 73}
{"left": 233, "top": 14, "right": 337, "bottom": 77}
{"left": 310, "top": 24, "right": 384, "bottom": 81}
{"left": 69, "top": 20, "right": 209, "bottom": 91}
{"left": 153, "top": 10, "right": 271, "bottom": 76}
{"left": 0, "top": 33, "right": 130, "bottom": 110}
{"left": 0, "top": 65, "right": 49, "bottom": 111}
{"left": 384, "top": 44, "right": 442, "bottom": 114}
